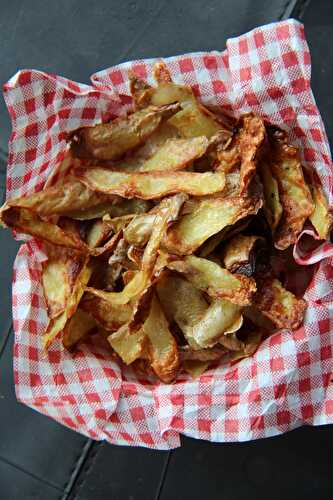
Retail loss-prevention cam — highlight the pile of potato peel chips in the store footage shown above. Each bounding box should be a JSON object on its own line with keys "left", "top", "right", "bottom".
{"left": 1, "top": 61, "right": 332, "bottom": 383}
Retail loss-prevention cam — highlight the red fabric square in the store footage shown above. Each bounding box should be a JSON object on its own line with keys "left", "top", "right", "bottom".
{"left": 86, "top": 392, "right": 101, "bottom": 403}
{"left": 246, "top": 92, "right": 259, "bottom": 106}
{"left": 277, "top": 24, "right": 290, "bottom": 40}
{"left": 171, "top": 394, "right": 184, "bottom": 406}
{"left": 18, "top": 72, "right": 32, "bottom": 86}
{"left": 25, "top": 123, "right": 39, "bottom": 137}
{"left": 203, "top": 55, "right": 218, "bottom": 70}
{"left": 321, "top": 345, "right": 332, "bottom": 361}
{"left": 282, "top": 51, "right": 298, "bottom": 68}
{"left": 239, "top": 39, "right": 248, "bottom": 55}
{"left": 277, "top": 410, "right": 291, "bottom": 425}
{"left": 198, "top": 419, "right": 211, "bottom": 433}
{"left": 78, "top": 369, "right": 93, "bottom": 383}
{"left": 179, "top": 58, "right": 194, "bottom": 73}
{"left": 44, "top": 137, "right": 52, "bottom": 154}
{"left": 130, "top": 407, "right": 145, "bottom": 422}
{"left": 274, "top": 383, "right": 287, "bottom": 399}
{"left": 110, "top": 70, "right": 124, "bottom": 85}
{"left": 43, "top": 91, "right": 56, "bottom": 107}
{"left": 25, "top": 98, "right": 36, "bottom": 114}
{"left": 299, "top": 378, "right": 311, "bottom": 393}
{"left": 28, "top": 346, "right": 38, "bottom": 361}
{"left": 82, "top": 107, "right": 97, "bottom": 120}
{"left": 225, "top": 419, "right": 239, "bottom": 433}
{"left": 225, "top": 393, "right": 240, "bottom": 407}
{"left": 53, "top": 373, "right": 67, "bottom": 385}
{"left": 212, "top": 80, "right": 226, "bottom": 93}
{"left": 325, "top": 400, "right": 333, "bottom": 414}
{"left": 297, "top": 352, "right": 311, "bottom": 368}
{"left": 30, "top": 373, "right": 42, "bottom": 387}
{"left": 301, "top": 405, "right": 313, "bottom": 420}
{"left": 267, "top": 87, "right": 283, "bottom": 100}
{"left": 270, "top": 357, "right": 284, "bottom": 372}
{"left": 198, "top": 393, "right": 211, "bottom": 406}
{"left": 250, "top": 415, "right": 265, "bottom": 430}
{"left": 248, "top": 389, "right": 261, "bottom": 403}
{"left": 58, "top": 108, "right": 71, "bottom": 119}
{"left": 240, "top": 67, "right": 252, "bottom": 81}
{"left": 292, "top": 78, "right": 308, "bottom": 94}
{"left": 260, "top": 60, "right": 272, "bottom": 75}
{"left": 254, "top": 31, "right": 265, "bottom": 48}
{"left": 28, "top": 319, "right": 38, "bottom": 335}
{"left": 139, "top": 433, "right": 154, "bottom": 446}
{"left": 132, "top": 64, "right": 148, "bottom": 78}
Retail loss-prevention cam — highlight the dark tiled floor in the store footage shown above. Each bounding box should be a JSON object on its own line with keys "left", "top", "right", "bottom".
{"left": 1, "top": 1, "right": 333, "bottom": 499}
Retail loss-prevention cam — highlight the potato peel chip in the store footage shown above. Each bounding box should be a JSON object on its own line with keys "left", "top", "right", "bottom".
{"left": 166, "top": 255, "right": 256, "bottom": 305}
{"left": 309, "top": 181, "right": 333, "bottom": 240}
{"left": 81, "top": 293, "right": 132, "bottom": 332}
{"left": 254, "top": 278, "right": 307, "bottom": 329}
{"left": 70, "top": 103, "right": 181, "bottom": 160}
{"left": 43, "top": 259, "right": 93, "bottom": 349}
{"left": 143, "top": 294, "right": 179, "bottom": 383}
{"left": 268, "top": 127, "right": 314, "bottom": 250}
{"left": 164, "top": 184, "right": 263, "bottom": 255}
{"left": 108, "top": 325, "right": 147, "bottom": 365}
{"left": 0, "top": 206, "right": 89, "bottom": 252}
{"left": 62, "top": 308, "right": 96, "bottom": 351}
{"left": 74, "top": 167, "right": 225, "bottom": 200}
{"left": 185, "top": 299, "right": 243, "bottom": 348}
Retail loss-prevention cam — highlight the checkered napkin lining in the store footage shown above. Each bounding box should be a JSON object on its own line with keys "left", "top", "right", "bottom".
{"left": 4, "top": 19, "right": 333, "bottom": 450}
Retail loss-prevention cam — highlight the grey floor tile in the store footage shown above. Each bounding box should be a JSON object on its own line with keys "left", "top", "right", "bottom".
{"left": 0, "top": 333, "right": 90, "bottom": 491}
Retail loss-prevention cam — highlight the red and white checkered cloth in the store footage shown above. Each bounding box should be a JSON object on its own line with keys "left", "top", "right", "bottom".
{"left": 4, "top": 19, "right": 333, "bottom": 449}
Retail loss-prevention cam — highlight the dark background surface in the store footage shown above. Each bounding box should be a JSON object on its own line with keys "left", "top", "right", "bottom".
{"left": 1, "top": 1, "right": 333, "bottom": 499}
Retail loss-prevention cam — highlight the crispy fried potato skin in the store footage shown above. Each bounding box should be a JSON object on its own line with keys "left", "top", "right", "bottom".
{"left": 70, "top": 103, "right": 181, "bottom": 160}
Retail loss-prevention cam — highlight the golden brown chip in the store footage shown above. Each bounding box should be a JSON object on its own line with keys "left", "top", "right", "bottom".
{"left": 309, "top": 181, "right": 333, "bottom": 240}
{"left": 254, "top": 278, "right": 306, "bottom": 329}
{"left": 108, "top": 325, "right": 147, "bottom": 365}
{"left": 0, "top": 206, "right": 88, "bottom": 252}
{"left": 80, "top": 293, "right": 132, "bottom": 332}
{"left": 268, "top": 127, "right": 314, "bottom": 249}
{"left": 222, "top": 234, "right": 265, "bottom": 274}
{"left": 153, "top": 61, "right": 173, "bottom": 83}
{"left": 2, "top": 179, "right": 113, "bottom": 218}
{"left": 238, "top": 114, "right": 265, "bottom": 193}
{"left": 129, "top": 71, "right": 152, "bottom": 109}
{"left": 70, "top": 103, "right": 181, "bottom": 160}
{"left": 74, "top": 167, "right": 225, "bottom": 200}
{"left": 156, "top": 274, "right": 208, "bottom": 348}
{"left": 215, "top": 113, "right": 265, "bottom": 194}
{"left": 85, "top": 219, "right": 113, "bottom": 248}
{"left": 165, "top": 255, "right": 256, "bottom": 305}
{"left": 185, "top": 299, "right": 243, "bottom": 348}
{"left": 62, "top": 308, "right": 96, "bottom": 351}
{"left": 42, "top": 248, "right": 85, "bottom": 319}
{"left": 260, "top": 160, "right": 283, "bottom": 231}
{"left": 43, "top": 258, "right": 93, "bottom": 349}
{"left": 143, "top": 294, "right": 179, "bottom": 383}
{"left": 136, "top": 136, "right": 209, "bottom": 172}
{"left": 163, "top": 184, "right": 263, "bottom": 255}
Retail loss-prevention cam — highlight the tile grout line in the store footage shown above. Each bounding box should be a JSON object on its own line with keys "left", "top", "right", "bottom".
{"left": 154, "top": 450, "right": 172, "bottom": 500}
{"left": 60, "top": 439, "right": 95, "bottom": 500}
{"left": 0, "top": 323, "right": 12, "bottom": 359}
{"left": 0, "top": 455, "right": 63, "bottom": 492}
